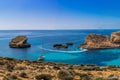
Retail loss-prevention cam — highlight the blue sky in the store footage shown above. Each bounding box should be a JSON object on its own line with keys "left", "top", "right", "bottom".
{"left": 0, "top": 0, "right": 120, "bottom": 30}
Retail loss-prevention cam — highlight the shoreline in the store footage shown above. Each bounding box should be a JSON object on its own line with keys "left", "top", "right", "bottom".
{"left": 0, "top": 57, "right": 120, "bottom": 80}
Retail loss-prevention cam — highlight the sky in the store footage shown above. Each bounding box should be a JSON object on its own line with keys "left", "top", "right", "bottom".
{"left": 0, "top": 0, "right": 120, "bottom": 30}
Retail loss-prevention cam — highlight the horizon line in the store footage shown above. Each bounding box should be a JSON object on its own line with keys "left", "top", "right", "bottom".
{"left": 0, "top": 29, "right": 120, "bottom": 30}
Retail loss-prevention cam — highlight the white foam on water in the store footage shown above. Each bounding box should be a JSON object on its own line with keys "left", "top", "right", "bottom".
{"left": 39, "top": 45, "right": 87, "bottom": 53}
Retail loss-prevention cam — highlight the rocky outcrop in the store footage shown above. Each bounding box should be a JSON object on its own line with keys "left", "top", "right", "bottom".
{"left": 80, "top": 31, "right": 120, "bottom": 49}
{"left": 9, "top": 36, "right": 31, "bottom": 48}
{"left": 53, "top": 42, "right": 73, "bottom": 49}
{"left": 53, "top": 44, "right": 68, "bottom": 49}
{"left": 110, "top": 31, "right": 120, "bottom": 43}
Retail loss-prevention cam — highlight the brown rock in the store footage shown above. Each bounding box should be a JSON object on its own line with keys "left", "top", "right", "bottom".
{"left": 85, "top": 34, "right": 109, "bottom": 44}
{"left": 53, "top": 44, "right": 68, "bottom": 49}
{"left": 80, "top": 33, "right": 120, "bottom": 49}
{"left": 9, "top": 36, "right": 31, "bottom": 48}
{"left": 110, "top": 31, "right": 120, "bottom": 43}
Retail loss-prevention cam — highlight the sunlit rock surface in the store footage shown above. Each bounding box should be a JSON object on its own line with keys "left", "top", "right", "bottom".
{"left": 111, "top": 31, "right": 120, "bottom": 43}
{"left": 9, "top": 36, "right": 31, "bottom": 48}
{"left": 80, "top": 31, "right": 120, "bottom": 49}
{"left": 0, "top": 57, "right": 120, "bottom": 80}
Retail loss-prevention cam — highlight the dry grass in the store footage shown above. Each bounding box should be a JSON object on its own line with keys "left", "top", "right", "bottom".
{"left": 0, "top": 57, "right": 120, "bottom": 80}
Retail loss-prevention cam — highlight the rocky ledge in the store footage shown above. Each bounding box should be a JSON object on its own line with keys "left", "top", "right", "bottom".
{"left": 9, "top": 36, "right": 31, "bottom": 48}
{"left": 80, "top": 31, "right": 120, "bottom": 49}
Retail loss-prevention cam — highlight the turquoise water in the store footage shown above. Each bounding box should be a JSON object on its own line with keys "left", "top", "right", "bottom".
{"left": 0, "top": 30, "right": 120, "bottom": 66}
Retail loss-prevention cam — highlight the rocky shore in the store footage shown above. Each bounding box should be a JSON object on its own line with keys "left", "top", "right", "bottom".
{"left": 80, "top": 31, "right": 120, "bottom": 49}
{"left": 0, "top": 57, "right": 120, "bottom": 80}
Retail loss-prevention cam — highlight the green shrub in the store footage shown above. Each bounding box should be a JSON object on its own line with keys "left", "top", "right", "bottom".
{"left": 10, "top": 75, "right": 17, "bottom": 79}
{"left": 4, "top": 57, "right": 15, "bottom": 60}
{"left": 15, "top": 66, "right": 26, "bottom": 70}
{"left": 19, "top": 72, "right": 27, "bottom": 78}
{"left": 0, "top": 61, "right": 4, "bottom": 65}
{"left": 6, "top": 64, "right": 15, "bottom": 72}
{"left": 2, "top": 76, "right": 9, "bottom": 80}
{"left": 35, "top": 74, "right": 52, "bottom": 80}
{"left": 105, "top": 74, "right": 119, "bottom": 80}
{"left": 53, "top": 65, "right": 60, "bottom": 70}
{"left": 96, "top": 77, "right": 105, "bottom": 80}
{"left": 58, "top": 70, "right": 73, "bottom": 80}
{"left": 77, "top": 73, "right": 93, "bottom": 80}
{"left": 3, "top": 74, "right": 18, "bottom": 80}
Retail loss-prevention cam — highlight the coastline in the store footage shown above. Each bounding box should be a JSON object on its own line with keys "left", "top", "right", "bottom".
{"left": 0, "top": 30, "right": 120, "bottom": 65}
{"left": 0, "top": 57, "right": 120, "bottom": 80}
{"left": 80, "top": 31, "right": 120, "bottom": 50}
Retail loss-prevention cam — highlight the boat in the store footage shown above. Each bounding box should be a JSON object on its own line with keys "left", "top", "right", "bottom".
{"left": 38, "top": 55, "right": 45, "bottom": 61}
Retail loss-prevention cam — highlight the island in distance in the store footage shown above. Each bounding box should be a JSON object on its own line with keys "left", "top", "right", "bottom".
{"left": 80, "top": 31, "right": 120, "bottom": 49}
{"left": 9, "top": 36, "right": 31, "bottom": 48}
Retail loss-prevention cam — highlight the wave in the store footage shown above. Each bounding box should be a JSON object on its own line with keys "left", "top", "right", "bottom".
{"left": 39, "top": 46, "right": 87, "bottom": 53}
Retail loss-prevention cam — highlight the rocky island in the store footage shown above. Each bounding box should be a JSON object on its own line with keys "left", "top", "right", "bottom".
{"left": 9, "top": 36, "right": 31, "bottom": 48}
{"left": 53, "top": 43, "right": 73, "bottom": 49}
{"left": 80, "top": 31, "right": 120, "bottom": 49}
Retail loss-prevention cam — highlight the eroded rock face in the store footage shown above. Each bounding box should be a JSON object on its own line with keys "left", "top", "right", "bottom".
{"left": 111, "top": 31, "right": 120, "bottom": 43}
{"left": 85, "top": 34, "right": 109, "bottom": 44}
{"left": 9, "top": 36, "right": 31, "bottom": 48}
{"left": 80, "top": 32, "right": 120, "bottom": 49}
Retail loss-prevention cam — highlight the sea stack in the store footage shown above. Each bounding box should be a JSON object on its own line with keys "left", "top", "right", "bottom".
{"left": 80, "top": 31, "right": 120, "bottom": 49}
{"left": 9, "top": 36, "right": 31, "bottom": 48}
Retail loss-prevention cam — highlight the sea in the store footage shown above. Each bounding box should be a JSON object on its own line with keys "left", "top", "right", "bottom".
{"left": 0, "top": 29, "right": 120, "bottom": 66}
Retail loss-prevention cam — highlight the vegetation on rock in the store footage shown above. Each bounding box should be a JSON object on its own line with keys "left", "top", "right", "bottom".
{"left": 0, "top": 57, "right": 120, "bottom": 80}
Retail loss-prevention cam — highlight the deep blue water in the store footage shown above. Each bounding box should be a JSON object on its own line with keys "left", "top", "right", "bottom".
{"left": 0, "top": 30, "right": 120, "bottom": 66}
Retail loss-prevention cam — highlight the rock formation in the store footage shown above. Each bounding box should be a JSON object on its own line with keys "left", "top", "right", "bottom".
{"left": 80, "top": 31, "right": 120, "bottom": 49}
{"left": 110, "top": 31, "right": 120, "bottom": 43}
{"left": 53, "top": 44, "right": 68, "bottom": 49}
{"left": 9, "top": 36, "right": 31, "bottom": 48}
{"left": 53, "top": 42, "right": 73, "bottom": 49}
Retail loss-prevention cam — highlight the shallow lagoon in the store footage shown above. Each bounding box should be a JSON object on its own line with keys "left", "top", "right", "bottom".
{"left": 0, "top": 30, "right": 120, "bottom": 66}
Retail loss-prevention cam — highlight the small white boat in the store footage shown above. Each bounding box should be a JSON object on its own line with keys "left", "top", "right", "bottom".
{"left": 38, "top": 55, "right": 45, "bottom": 61}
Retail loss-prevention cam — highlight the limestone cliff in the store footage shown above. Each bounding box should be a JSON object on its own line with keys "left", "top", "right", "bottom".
{"left": 80, "top": 31, "right": 120, "bottom": 49}
{"left": 111, "top": 31, "right": 120, "bottom": 43}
